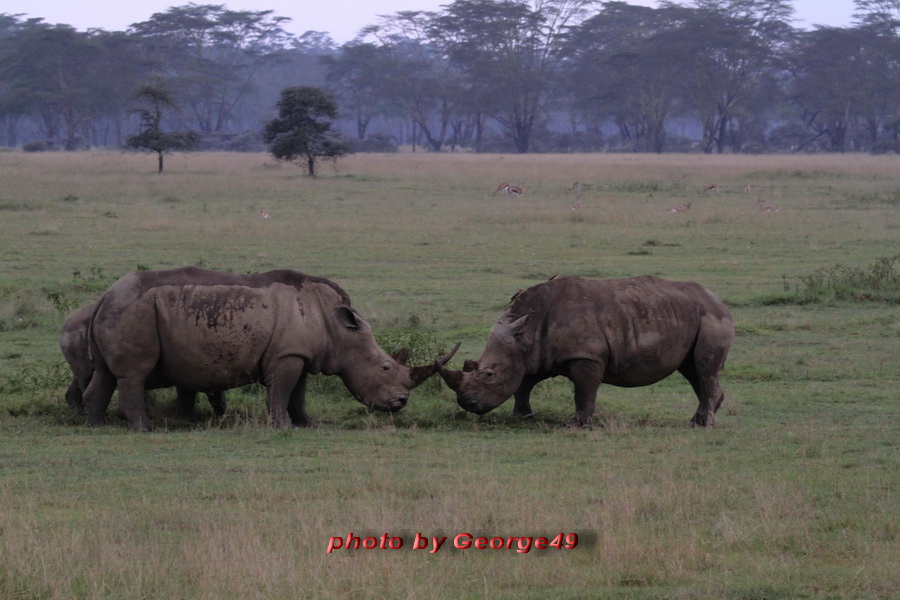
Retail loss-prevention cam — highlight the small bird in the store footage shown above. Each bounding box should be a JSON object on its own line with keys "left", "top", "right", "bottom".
{"left": 703, "top": 184, "right": 719, "bottom": 193}
{"left": 259, "top": 209, "right": 270, "bottom": 219}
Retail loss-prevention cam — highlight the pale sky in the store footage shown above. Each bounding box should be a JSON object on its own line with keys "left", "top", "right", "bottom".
{"left": 2, "top": 0, "right": 857, "bottom": 44}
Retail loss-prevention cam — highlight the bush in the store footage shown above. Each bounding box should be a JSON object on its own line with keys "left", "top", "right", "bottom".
{"left": 798, "top": 255, "right": 900, "bottom": 304}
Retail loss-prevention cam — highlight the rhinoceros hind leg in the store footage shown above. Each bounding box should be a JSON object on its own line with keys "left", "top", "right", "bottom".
{"left": 175, "top": 387, "right": 199, "bottom": 421}
{"left": 679, "top": 354, "right": 726, "bottom": 428}
{"left": 83, "top": 369, "right": 117, "bottom": 427}
{"left": 117, "top": 377, "right": 153, "bottom": 431}
{"left": 65, "top": 378, "right": 85, "bottom": 413}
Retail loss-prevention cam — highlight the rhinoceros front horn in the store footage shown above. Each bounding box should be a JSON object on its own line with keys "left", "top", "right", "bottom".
{"left": 407, "top": 342, "right": 461, "bottom": 387}
{"left": 434, "top": 359, "right": 464, "bottom": 391}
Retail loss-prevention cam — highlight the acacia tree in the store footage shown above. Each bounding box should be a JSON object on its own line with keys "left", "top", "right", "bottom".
{"left": 263, "top": 86, "right": 352, "bottom": 177}
{"left": 666, "top": 0, "right": 794, "bottom": 153}
{"left": 321, "top": 43, "right": 391, "bottom": 140}
{"left": 437, "top": 0, "right": 595, "bottom": 153}
{"left": 566, "top": 3, "right": 685, "bottom": 152}
{"left": 362, "top": 10, "right": 464, "bottom": 152}
{"left": 125, "top": 83, "right": 197, "bottom": 172}
{"left": 130, "top": 4, "right": 292, "bottom": 133}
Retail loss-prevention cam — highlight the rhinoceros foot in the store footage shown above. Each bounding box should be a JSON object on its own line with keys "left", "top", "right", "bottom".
{"left": 689, "top": 412, "right": 715, "bottom": 427}
{"left": 292, "top": 416, "right": 319, "bottom": 429}
{"left": 565, "top": 415, "right": 593, "bottom": 429}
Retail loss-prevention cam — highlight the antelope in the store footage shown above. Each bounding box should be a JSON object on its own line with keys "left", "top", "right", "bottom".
{"left": 744, "top": 184, "right": 753, "bottom": 194}
{"left": 259, "top": 209, "right": 270, "bottom": 219}
{"left": 494, "top": 182, "right": 524, "bottom": 197}
{"left": 703, "top": 184, "right": 719, "bottom": 194}
{"left": 756, "top": 199, "right": 778, "bottom": 213}
{"left": 667, "top": 201, "right": 692, "bottom": 213}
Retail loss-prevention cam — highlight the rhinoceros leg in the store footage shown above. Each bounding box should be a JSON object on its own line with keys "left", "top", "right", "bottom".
{"left": 65, "top": 378, "right": 86, "bottom": 413}
{"left": 264, "top": 357, "right": 307, "bottom": 428}
{"left": 117, "top": 377, "right": 153, "bottom": 431}
{"left": 173, "top": 388, "right": 227, "bottom": 421}
{"left": 175, "top": 387, "right": 199, "bottom": 421}
{"left": 205, "top": 391, "right": 227, "bottom": 417}
{"left": 512, "top": 374, "right": 548, "bottom": 418}
{"left": 287, "top": 371, "right": 317, "bottom": 428}
{"left": 679, "top": 338, "right": 730, "bottom": 427}
{"left": 566, "top": 359, "right": 604, "bottom": 428}
{"left": 83, "top": 368, "right": 117, "bottom": 427}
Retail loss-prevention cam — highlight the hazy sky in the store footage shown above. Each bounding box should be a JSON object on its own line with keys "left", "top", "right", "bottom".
{"left": 3, "top": 0, "right": 857, "bottom": 44}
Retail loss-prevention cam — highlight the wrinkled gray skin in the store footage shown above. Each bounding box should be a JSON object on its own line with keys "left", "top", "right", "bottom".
{"left": 437, "top": 275, "right": 734, "bottom": 428}
{"left": 61, "top": 302, "right": 226, "bottom": 420}
{"left": 85, "top": 267, "right": 457, "bottom": 431}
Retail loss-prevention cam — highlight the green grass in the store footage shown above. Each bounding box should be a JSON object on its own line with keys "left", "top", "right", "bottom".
{"left": 0, "top": 151, "right": 898, "bottom": 599}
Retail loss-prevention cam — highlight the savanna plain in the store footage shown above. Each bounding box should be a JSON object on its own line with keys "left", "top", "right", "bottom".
{"left": 0, "top": 151, "right": 897, "bottom": 599}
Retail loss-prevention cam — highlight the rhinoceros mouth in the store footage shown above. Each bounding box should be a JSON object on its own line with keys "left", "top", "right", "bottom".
{"left": 457, "top": 394, "right": 492, "bottom": 415}
{"left": 370, "top": 396, "right": 407, "bottom": 412}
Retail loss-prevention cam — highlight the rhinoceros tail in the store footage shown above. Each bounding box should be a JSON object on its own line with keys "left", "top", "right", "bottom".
{"left": 85, "top": 292, "right": 109, "bottom": 367}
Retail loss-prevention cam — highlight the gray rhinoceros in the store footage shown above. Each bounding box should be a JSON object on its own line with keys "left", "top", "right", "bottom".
{"left": 437, "top": 275, "right": 734, "bottom": 427}
{"left": 60, "top": 302, "right": 226, "bottom": 420}
{"left": 84, "top": 267, "right": 458, "bottom": 430}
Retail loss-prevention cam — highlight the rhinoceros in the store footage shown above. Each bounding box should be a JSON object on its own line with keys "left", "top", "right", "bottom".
{"left": 436, "top": 275, "right": 734, "bottom": 427}
{"left": 84, "top": 267, "right": 458, "bottom": 430}
{"left": 60, "top": 302, "right": 226, "bottom": 420}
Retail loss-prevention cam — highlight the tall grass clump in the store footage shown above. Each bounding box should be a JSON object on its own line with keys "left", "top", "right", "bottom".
{"left": 798, "top": 254, "right": 900, "bottom": 303}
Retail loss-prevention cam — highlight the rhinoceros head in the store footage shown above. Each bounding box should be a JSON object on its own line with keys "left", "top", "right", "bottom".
{"left": 332, "top": 306, "right": 459, "bottom": 412}
{"left": 436, "top": 314, "right": 530, "bottom": 414}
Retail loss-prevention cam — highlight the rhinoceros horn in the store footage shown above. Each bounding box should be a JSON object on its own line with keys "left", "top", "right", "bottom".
{"left": 434, "top": 358, "right": 464, "bottom": 391}
{"left": 402, "top": 342, "right": 462, "bottom": 387}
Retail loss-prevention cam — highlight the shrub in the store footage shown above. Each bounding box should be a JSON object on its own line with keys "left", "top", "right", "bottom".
{"left": 798, "top": 255, "right": 900, "bottom": 304}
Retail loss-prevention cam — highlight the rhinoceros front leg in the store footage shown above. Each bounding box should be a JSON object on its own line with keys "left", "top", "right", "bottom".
{"left": 512, "top": 374, "right": 548, "bottom": 418}
{"left": 264, "top": 356, "right": 306, "bottom": 428}
{"left": 287, "top": 371, "right": 317, "bottom": 428}
{"left": 566, "top": 360, "right": 603, "bottom": 428}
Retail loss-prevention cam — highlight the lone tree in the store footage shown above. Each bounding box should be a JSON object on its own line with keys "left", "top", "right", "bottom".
{"left": 263, "top": 86, "right": 352, "bottom": 177}
{"left": 125, "top": 83, "right": 197, "bottom": 173}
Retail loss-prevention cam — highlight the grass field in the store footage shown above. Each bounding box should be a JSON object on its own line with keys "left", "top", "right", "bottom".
{"left": 0, "top": 150, "right": 897, "bottom": 599}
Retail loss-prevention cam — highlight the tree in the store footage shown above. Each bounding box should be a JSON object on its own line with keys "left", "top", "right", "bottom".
{"left": 263, "top": 86, "right": 352, "bottom": 177}
{"left": 437, "top": 0, "right": 596, "bottom": 153}
{"left": 0, "top": 24, "right": 107, "bottom": 150}
{"left": 655, "top": 0, "right": 793, "bottom": 153}
{"left": 321, "top": 43, "right": 392, "bottom": 140}
{"left": 125, "top": 83, "right": 197, "bottom": 172}
{"left": 565, "top": 2, "right": 685, "bottom": 152}
{"left": 130, "top": 4, "right": 292, "bottom": 133}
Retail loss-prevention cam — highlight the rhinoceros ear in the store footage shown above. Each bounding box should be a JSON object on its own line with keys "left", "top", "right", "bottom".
{"left": 509, "top": 313, "right": 530, "bottom": 334}
{"left": 335, "top": 306, "right": 363, "bottom": 330}
{"left": 392, "top": 348, "right": 411, "bottom": 364}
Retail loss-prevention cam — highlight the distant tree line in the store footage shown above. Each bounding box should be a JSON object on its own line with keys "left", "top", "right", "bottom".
{"left": 2, "top": 0, "right": 899, "bottom": 154}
